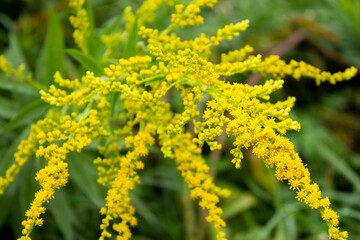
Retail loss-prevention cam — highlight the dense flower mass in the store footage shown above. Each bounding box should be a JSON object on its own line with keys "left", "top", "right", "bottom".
{"left": 0, "top": 0, "right": 357, "bottom": 240}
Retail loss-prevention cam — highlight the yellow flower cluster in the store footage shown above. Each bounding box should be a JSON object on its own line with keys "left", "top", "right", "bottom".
{"left": 198, "top": 79, "right": 347, "bottom": 239}
{"left": 215, "top": 54, "right": 262, "bottom": 76}
{"left": 168, "top": 88, "right": 201, "bottom": 134}
{"left": 104, "top": 56, "right": 153, "bottom": 80}
{"left": 0, "top": 0, "right": 357, "bottom": 239}
{"left": 123, "top": 0, "right": 174, "bottom": 31}
{"left": 210, "top": 20, "right": 249, "bottom": 46}
{"left": 97, "top": 126, "right": 155, "bottom": 240}
{"left": 17, "top": 103, "right": 114, "bottom": 239}
{"left": 136, "top": 0, "right": 174, "bottom": 24}
{"left": 69, "top": 0, "right": 89, "bottom": 53}
{"left": 221, "top": 45, "right": 254, "bottom": 63}
{"left": 170, "top": 133, "right": 229, "bottom": 240}
{"left": 171, "top": 4, "right": 203, "bottom": 27}
{"left": 141, "top": 21, "right": 248, "bottom": 59}
{"left": 101, "top": 33, "right": 123, "bottom": 62}
{"left": 53, "top": 71, "right": 81, "bottom": 89}
{"left": 0, "top": 54, "right": 33, "bottom": 82}
{"left": 40, "top": 71, "right": 103, "bottom": 107}
{"left": 68, "top": 0, "right": 84, "bottom": 9}
{"left": 169, "top": 0, "right": 218, "bottom": 30}
{"left": 0, "top": 118, "right": 42, "bottom": 195}
{"left": 256, "top": 55, "right": 357, "bottom": 85}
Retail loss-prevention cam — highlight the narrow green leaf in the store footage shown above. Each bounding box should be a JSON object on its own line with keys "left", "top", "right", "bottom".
{"left": 110, "top": 92, "right": 120, "bottom": 132}
{"left": 222, "top": 189, "right": 257, "bottom": 220}
{"left": 0, "top": 176, "right": 18, "bottom": 227}
{"left": 0, "top": 76, "right": 39, "bottom": 96}
{"left": 1, "top": 99, "right": 49, "bottom": 133}
{"left": 0, "top": 127, "right": 31, "bottom": 176}
{"left": 130, "top": 193, "right": 163, "bottom": 231}
{"left": 86, "top": 0, "right": 95, "bottom": 35}
{"left": 36, "top": 7, "right": 64, "bottom": 86}
{"left": 47, "top": 189, "right": 74, "bottom": 240}
{"left": 144, "top": 75, "right": 165, "bottom": 86}
{"left": 123, "top": 16, "right": 139, "bottom": 59}
{"left": 5, "top": 34, "right": 27, "bottom": 68}
{"left": 244, "top": 204, "right": 300, "bottom": 240}
{"left": 35, "top": 40, "right": 47, "bottom": 85}
{"left": 318, "top": 143, "right": 360, "bottom": 192}
{"left": 19, "top": 157, "right": 38, "bottom": 217}
{"left": 67, "top": 152, "right": 106, "bottom": 207}
{"left": 101, "top": 15, "right": 123, "bottom": 35}
{"left": 66, "top": 49, "right": 103, "bottom": 76}
{"left": 223, "top": 193, "right": 257, "bottom": 220}
{"left": 275, "top": 215, "right": 297, "bottom": 240}
{"left": 0, "top": 12, "right": 13, "bottom": 30}
{"left": 326, "top": 191, "right": 360, "bottom": 206}
{"left": 0, "top": 96, "right": 20, "bottom": 119}
{"left": 85, "top": 0, "right": 102, "bottom": 57}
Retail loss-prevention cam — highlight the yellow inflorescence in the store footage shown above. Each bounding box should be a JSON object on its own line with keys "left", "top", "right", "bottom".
{"left": 69, "top": 0, "right": 89, "bottom": 53}
{"left": 0, "top": 0, "right": 357, "bottom": 240}
{"left": 210, "top": 20, "right": 249, "bottom": 46}
{"left": 168, "top": 0, "right": 219, "bottom": 31}
{"left": 171, "top": 133, "right": 228, "bottom": 240}
{"left": 221, "top": 45, "right": 254, "bottom": 63}
{"left": 0, "top": 54, "right": 33, "bottom": 82}
{"left": 0, "top": 119, "right": 42, "bottom": 195}
{"left": 101, "top": 33, "right": 123, "bottom": 62}
{"left": 256, "top": 55, "right": 357, "bottom": 85}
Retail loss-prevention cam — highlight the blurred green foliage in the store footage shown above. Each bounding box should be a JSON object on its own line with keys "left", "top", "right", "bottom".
{"left": 0, "top": 0, "right": 359, "bottom": 239}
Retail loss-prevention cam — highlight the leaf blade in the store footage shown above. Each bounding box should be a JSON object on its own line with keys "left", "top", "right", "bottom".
{"left": 66, "top": 49, "right": 103, "bottom": 76}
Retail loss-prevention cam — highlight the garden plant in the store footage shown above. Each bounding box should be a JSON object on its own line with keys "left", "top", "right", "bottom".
{"left": 0, "top": 0, "right": 358, "bottom": 239}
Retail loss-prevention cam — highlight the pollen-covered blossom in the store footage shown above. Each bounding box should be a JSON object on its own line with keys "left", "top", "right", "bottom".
{"left": 199, "top": 80, "right": 348, "bottom": 239}
{"left": 69, "top": 0, "right": 89, "bottom": 53}
{"left": 256, "top": 55, "right": 357, "bottom": 85}
{"left": 169, "top": 133, "right": 230, "bottom": 240}
{"left": 221, "top": 45, "right": 254, "bottom": 63}
{"left": 210, "top": 20, "right": 249, "bottom": 46}
{"left": 0, "top": 54, "right": 33, "bottom": 82}
{"left": 0, "top": 117, "right": 43, "bottom": 195}
{"left": 17, "top": 105, "right": 111, "bottom": 240}
{"left": 0, "top": 0, "right": 357, "bottom": 240}
{"left": 101, "top": 33, "right": 123, "bottom": 62}
{"left": 40, "top": 71, "right": 104, "bottom": 107}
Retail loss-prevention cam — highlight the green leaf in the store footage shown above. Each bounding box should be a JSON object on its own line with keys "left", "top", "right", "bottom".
{"left": 243, "top": 203, "right": 301, "bottom": 240}
{"left": 221, "top": 183, "right": 257, "bottom": 220}
{"left": 86, "top": 0, "right": 95, "bottom": 36}
{"left": 47, "top": 189, "right": 74, "bottom": 240}
{"left": 19, "top": 157, "right": 38, "bottom": 217}
{"left": 274, "top": 215, "right": 297, "bottom": 240}
{"left": 85, "top": 0, "right": 102, "bottom": 57}
{"left": 0, "top": 12, "right": 13, "bottom": 30}
{"left": 66, "top": 49, "right": 103, "bottom": 76}
{"left": 67, "top": 152, "right": 106, "bottom": 207}
{"left": 110, "top": 92, "right": 120, "bottom": 132}
{"left": 1, "top": 99, "right": 49, "bottom": 133}
{"left": 101, "top": 14, "right": 123, "bottom": 35}
{"left": 0, "top": 127, "right": 31, "bottom": 176}
{"left": 0, "top": 173, "right": 19, "bottom": 226}
{"left": 123, "top": 16, "right": 139, "bottom": 59}
{"left": 36, "top": 7, "right": 64, "bottom": 87}
{"left": 5, "top": 33, "right": 27, "bottom": 68}
{"left": 144, "top": 75, "right": 165, "bottom": 86}
{"left": 0, "top": 96, "right": 21, "bottom": 119}
{"left": 318, "top": 143, "right": 360, "bottom": 192}
{"left": 130, "top": 193, "right": 162, "bottom": 229}
{"left": 0, "top": 76, "right": 39, "bottom": 96}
